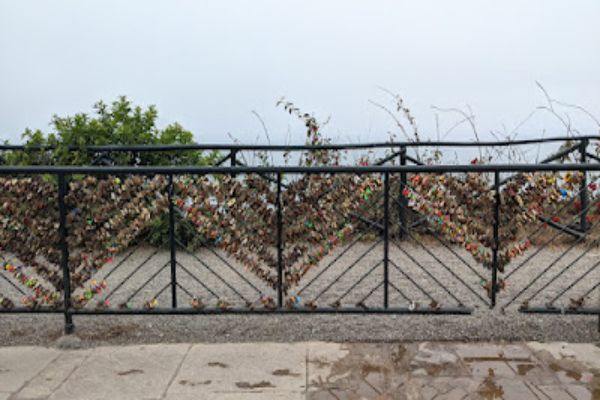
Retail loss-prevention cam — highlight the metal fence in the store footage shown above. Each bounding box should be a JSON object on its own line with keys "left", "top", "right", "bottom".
{"left": 1, "top": 136, "right": 599, "bottom": 334}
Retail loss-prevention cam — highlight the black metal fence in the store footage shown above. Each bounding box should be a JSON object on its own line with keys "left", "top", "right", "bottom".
{"left": 1, "top": 136, "right": 599, "bottom": 334}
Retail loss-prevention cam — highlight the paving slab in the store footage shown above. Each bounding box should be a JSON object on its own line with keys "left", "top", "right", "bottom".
{"left": 307, "top": 342, "right": 411, "bottom": 398}
{"left": 0, "top": 346, "right": 58, "bottom": 393}
{"left": 166, "top": 343, "right": 306, "bottom": 400}
{"left": 0, "top": 341, "right": 599, "bottom": 399}
{"left": 14, "top": 350, "right": 90, "bottom": 400}
{"left": 527, "top": 342, "right": 600, "bottom": 369}
{"left": 47, "top": 344, "right": 190, "bottom": 400}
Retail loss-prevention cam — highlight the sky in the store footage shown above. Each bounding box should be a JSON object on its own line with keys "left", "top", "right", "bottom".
{"left": 0, "top": 0, "right": 599, "bottom": 146}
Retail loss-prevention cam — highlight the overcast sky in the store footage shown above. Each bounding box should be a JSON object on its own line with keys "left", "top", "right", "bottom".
{"left": 1, "top": 0, "right": 599, "bottom": 145}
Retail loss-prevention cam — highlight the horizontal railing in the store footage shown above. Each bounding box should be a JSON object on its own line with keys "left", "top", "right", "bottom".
{"left": 2, "top": 134, "right": 600, "bottom": 152}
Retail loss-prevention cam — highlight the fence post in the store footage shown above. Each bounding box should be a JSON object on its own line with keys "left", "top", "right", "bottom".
{"left": 399, "top": 146, "right": 408, "bottom": 240}
{"left": 168, "top": 174, "right": 178, "bottom": 309}
{"left": 491, "top": 170, "right": 500, "bottom": 308}
{"left": 580, "top": 139, "right": 589, "bottom": 233}
{"left": 276, "top": 172, "right": 283, "bottom": 308}
{"left": 58, "top": 173, "right": 74, "bottom": 334}
{"left": 383, "top": 172, "right": 390, "bottom": 309}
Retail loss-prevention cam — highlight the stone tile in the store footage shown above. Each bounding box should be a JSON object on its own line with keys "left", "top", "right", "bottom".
{"left": 164, "top": 393, "right": 296, "bottom": 400}
{"left": 468, "top": 361, "right": 517, "bottom": 377}
{"left": 15, "top": 350, "right": 89, "bottom": 399}
{"left": 410, "top": 342, "right": 468, "bottom": 377}
{"left": 453, "top": 343, "right": 531, "bottom": 361}
{"left": 0, "top": 346, "right": 59, "bottom": 392}
{"left": 537, "top": 384, "right": 583, "bottom": 400}
{"left": 491, "top": 379, "right": 539, "bottom": 400}
{"left": 507, "top": 361, "right": 558, "bottom": 384}
{"left": 435, "top": 387, "right": 469, "bottom": 400}
{"left": 48, "top": 344, "right": 190, "bottom": 400}
{"left": 167, "top": 343, "right": 306, "bottom": 400}
{"left": 427, "top": 377, "right": 482, "bottom": 398}
{"left": 563, "top": 384, "right": 593, "bottom": 400}
{"left": 307, "top": 343, "right": 410, "bottom": 398}
{"left": 527, "top": 342, "right": 600, "bottom": 369}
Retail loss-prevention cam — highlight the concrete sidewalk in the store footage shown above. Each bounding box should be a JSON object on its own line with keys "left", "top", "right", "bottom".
{"left": 0, "top": 341, "right": 599, "bottom": 400}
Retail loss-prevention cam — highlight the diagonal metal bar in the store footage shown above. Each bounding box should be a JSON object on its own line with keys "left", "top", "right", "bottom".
{"left": 548, "top": 257, "right": 600, "bottom": 305}
{"left": 375, "top": 150, "right": 402, "bottom": 166}
{"left": 177, "top": 262, "right": 220, "bottom": 299}
{"left": 151, "top": 282, "right": 170, "bottom": 301}
{"left": 536, "top": 216, "right": 585, "bottom": 239}
{"left": 297, "top": 229, "right": 380, "bottom": 295}
{"left": 0, "top": 269, "right": 27, "bottom": 296}
{"left": 176, "top": 282, "right": 195, "bottom": 300}
{"left": 394, "top": 224, "right": 488, "bottom": 305}
{"left": 425, "top": 228, "right": 486, "bottom": 281}
{"left": 175, "top": 220, "right": 263, "bottom": 294}
{"left": 357, "top": 281, "right": 384, "bottom": 306}
{"left": 523, "top": 238, "right": 600, "bottom": 304}
{"left": 335, "top": 260, "right": 382, "bottom": 303}
{"left": 214, "top": 152, "right": 232, "bottom": 166}
{"left": 586, "top": 152, "right": 600, "bottom": 163}
{"left": 178, "top": 218, "right": 273, "bottom": 281}
{"left": 179, "top": 247, "right": 249, "bottom": 302}
{"left": 390, "top": 240, "right": 463, "bottom": 304}
{"left": 104, "top": 249, "right": 160, "bottom": 301}
{"left": 499, "top": 143, "right": 580, "bottom": 186}
{"left": 388, "top": 281, "right": 411, "bottom": 303}
{"left": 504, "top": 193, "right": 600, "bottom": 280}
{"left": 389, "top": 254, "right": 436, "bottom": 302}
{"left": 405, "top": 155, "right": 424, "bottom": 165}
{"left": 310, "top": 239, "right": 383, "bottom": 302}
{"left": 124, "top": 262, "right": 169, "bottom": 304}
{"left": 102, "top": 247, "right": 138, "bottom": 281}
{"left": 391, "top": 195, "right": 486, "bottom": 281}
{"left": 502, "top": 228, "right": 598, "bottom": 310}
{"left": 400, "top": 173, "right": 589, "bottom": 269}
{"left": 577, "top": 280, "right": 600, "bottom": 300}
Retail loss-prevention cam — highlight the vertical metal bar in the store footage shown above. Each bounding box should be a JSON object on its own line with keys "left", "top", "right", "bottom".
{"left": 276, "top": 172, "right": 283, "bottom": 308}
{"left": 58, "top": 173, "right": 74, "bottom": 334}
{"left": 230, "top": 149, "right": 238, "bottom": 178}
{"left": 491, "top": 170, "right": 500, "bottom": 308}
{"left": 383, "top": 172, "right": 390, "bottom": 309}
{"left": 580, "top": 139, "right": 589, "bottom": 233}
{"left": 399, "top": 146, "right": 408, "bottom": 240}
{"left": 168, "top": 174, "right": 177, "bottom": 308}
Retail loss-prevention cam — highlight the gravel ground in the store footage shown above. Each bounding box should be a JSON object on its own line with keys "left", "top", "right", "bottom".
{"left": 1, "top": 240, "right": 599, "bottom": 346}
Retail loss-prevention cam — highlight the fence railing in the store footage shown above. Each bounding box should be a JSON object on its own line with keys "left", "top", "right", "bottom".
{"left": 1, "top": 137, "right": 599, "bottom": 334}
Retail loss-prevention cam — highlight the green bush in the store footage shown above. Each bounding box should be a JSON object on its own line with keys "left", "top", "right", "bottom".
{"left": 2, "top": 96, "right": 219, "bottom": 166}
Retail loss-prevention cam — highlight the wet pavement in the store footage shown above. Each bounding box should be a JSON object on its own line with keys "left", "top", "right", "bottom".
{"left": 0, "top": 341, "right": 598, "bottom": 399}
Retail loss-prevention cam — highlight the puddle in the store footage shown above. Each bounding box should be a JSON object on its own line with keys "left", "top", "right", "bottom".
{"left": 549, "top": 362, "right": 582, "bottom": 382}
{"left": 117, "top": 369, "right": 144, "bottom": 376}
{"left": 235, "top": 380, "right": 275, "bottom": 389}
{"left": 179, "top": 379, "right": 211, "bottom": 386}
{"left": 477, "top": 369, "right": 504, "bottom": 399}
{"left": 207, "top": 361, "right": 228, "bottom": 368}
{"left": 463, "top": 356, "right": 530, "bottom": 363}
{"left": 272, "top": 368, "right": 301, "bottom": 377}
{"left": 308, "top": 343, "right": 412, "bottom": 399}
{"left": 516, "top": 364, "right": 535, "bottom": 376}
